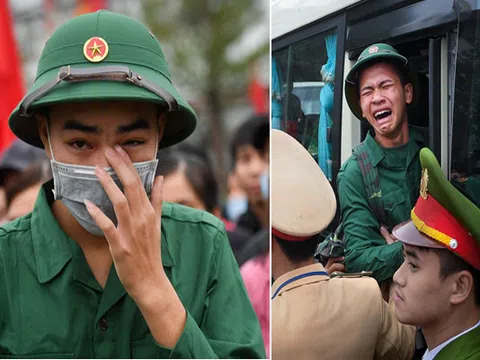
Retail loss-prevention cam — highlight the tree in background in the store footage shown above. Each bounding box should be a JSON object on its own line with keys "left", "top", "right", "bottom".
{"left": 143, "top": 0, "right": 269, "bottom": 196}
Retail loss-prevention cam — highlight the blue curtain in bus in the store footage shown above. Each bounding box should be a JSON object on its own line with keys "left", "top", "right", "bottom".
{"left": 318, "top": 34, "right": 336, "bottom": 181}
{"left": 272, "top": 57, "right": 283, "bottom": 130}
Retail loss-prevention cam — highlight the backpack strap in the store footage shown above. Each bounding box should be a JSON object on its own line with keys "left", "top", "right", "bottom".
{"left": 353, "top": 142, "right": 389, "bottom": 228}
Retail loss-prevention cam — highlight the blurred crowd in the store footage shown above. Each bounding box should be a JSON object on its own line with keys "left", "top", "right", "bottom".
{"left": 0, "top": 140, "right": 51, "bottom": 225}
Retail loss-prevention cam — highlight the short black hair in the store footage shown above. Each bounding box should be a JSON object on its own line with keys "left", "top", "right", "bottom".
{"left": 274, "top": 234, "right": 319, "bottom": 263}
{"left": 230, "top": 114, "right": 269, "bottom": 168}
{"left": 156, "top": 147, "right": 218, "bottom": 212}
{"left": 419, "top": 247, "right": 480, "bottom": 306}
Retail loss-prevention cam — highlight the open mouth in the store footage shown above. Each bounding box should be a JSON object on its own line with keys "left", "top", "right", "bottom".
{"left": 374, "top": 110, "right": 392, "bottom": 121}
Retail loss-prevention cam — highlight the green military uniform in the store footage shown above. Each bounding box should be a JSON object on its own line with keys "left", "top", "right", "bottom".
{"left": 0, "top": 182, "right": 264, "bottom": 358}
{"left": 339, "top": 43, "right": 423, "bottom": 283}
{"left": 337, "top": 129, "right": 424, "bottom": 282}
{"left": 1, "top": 10, "right": 265, "bottom": 359}
{"left": 433, "top": 326, "right": 480, "bottom": 360}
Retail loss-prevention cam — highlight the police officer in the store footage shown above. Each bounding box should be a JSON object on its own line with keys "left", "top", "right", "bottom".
{"left": 0, "top": 11, "right": 264, "bottom": 358}
{"left": 271, "top": 129, "right": 415, "bottom": 360}
{"left": 393, "top": 148, "right": 480, "bottom": 360}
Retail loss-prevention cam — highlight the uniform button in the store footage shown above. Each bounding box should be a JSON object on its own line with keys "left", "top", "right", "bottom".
{"left": 449, "top": 239, "right": 458, "bottom": 249}
{"left": 99, "top": 317, "right": 109, "bottom": 331}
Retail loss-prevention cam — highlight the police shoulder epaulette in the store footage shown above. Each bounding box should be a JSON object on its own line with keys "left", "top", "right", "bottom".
{"left": 330, "top": 271, "right": 373, "bottom": 278}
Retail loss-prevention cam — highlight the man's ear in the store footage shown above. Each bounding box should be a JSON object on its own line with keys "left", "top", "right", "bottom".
{"left": 404, "top": 83, "right": 414, "bottom": 105}
{"left": 450, "top": 270, "right": 474, "bottom": 305}
{"left": 36, "top": 113, "right": 52, "bottom": 160}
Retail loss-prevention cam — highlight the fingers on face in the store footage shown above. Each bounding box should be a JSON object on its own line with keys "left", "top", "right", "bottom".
{"left": 84, "top": 199, "right": 117, "bottom": 239}
{"left": 94, "top": 166, "right": 132, "bottom": 227}
{"left": 151, "top": 175, "right": 164, "bottom": 220}
{"left": 104, "top": 146, "right": 149, "bottom": 210}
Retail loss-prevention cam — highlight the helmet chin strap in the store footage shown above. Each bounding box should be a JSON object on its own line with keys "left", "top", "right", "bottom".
{"left": 45, "top": 119, "right": 57, "bottom": 162}
{"left": 153, "top": 118, "right": 160, "bottom": 161}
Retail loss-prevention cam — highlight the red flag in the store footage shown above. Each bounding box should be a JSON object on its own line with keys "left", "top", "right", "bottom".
{"left": 74, "top": 0, "right": 107, "bottom": 15}
{"left": 0, "top": 0, "right": 24, "bottom": 153}
{"left": 248, "top": 78, "right": 268, "bottom": 115}
{"left": 247, "top": 62, "right": 268, "bottom": 115}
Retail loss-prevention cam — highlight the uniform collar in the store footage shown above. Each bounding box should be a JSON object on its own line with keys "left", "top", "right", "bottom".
{"left": 272, "top": 263, "right": 330, "bottom": 299}
{"left": 363, "top": 126, "right": 425, "bottom": 167}
{"left": 31, "top": 180, "right": 175, "bottom": 284}
{"left": 425, "top": 321, "right": 480, "bottom": 360}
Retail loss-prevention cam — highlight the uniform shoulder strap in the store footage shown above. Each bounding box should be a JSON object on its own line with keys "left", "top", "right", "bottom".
{"left": 353, "top": 142, "right": 389, "bottom": 227}
{"left": 330, "top": 271, "right": 373, "bottom": 278}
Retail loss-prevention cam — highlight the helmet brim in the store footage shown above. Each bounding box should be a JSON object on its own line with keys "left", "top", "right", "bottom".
{"left": 9, "top": 63, "right": 197, "bottom": 149}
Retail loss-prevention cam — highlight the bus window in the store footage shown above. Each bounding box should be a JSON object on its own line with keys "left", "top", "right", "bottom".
{"left": 272, "top": 30, "right": 338, "bottom": 181}
{"left": 451, "top": 12, "right": 480, "bottom": 205}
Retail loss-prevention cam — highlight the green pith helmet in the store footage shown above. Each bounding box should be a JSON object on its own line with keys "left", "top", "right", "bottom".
{"left": 345, "top": 43, "right": 412, "bottom": 121}
{"left": 9, "top": 11, "right": 197, "bottom": 149}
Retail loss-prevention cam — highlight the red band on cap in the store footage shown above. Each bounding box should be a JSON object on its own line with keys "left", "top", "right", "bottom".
{"left": 412, "top": 195, "right": 480, "bottom": 270}
{"left": 272, "top": 228, "right": 311, "bottom": 242}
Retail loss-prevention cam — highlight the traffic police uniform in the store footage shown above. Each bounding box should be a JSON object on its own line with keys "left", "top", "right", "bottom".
{"left": 271, "top": 129, "right": 415, "bottom": 360}
{"left": 0, "top": 11, "right": 265, "bottom": 358}
{"left": 394, "top": 148, "right": 480, "bottom": 360}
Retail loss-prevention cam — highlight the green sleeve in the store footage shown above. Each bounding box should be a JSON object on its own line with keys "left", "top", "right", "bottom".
{"left": 158, "top": 227, "right": 266, "bottom": 359}
{"left": 337, "top": 162, "right": 403, "bottom": 283}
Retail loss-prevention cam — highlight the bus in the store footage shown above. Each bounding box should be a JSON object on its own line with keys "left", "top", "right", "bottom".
{"left": 271, "top": 0, "right": 480, "bottom": 216}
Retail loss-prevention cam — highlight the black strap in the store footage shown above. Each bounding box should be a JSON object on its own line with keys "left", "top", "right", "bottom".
{"left": 20, "top": 65, "right": 179, "bottom": 116}
{"left": 353, "top": 142, "right": 389, "bottom": 228}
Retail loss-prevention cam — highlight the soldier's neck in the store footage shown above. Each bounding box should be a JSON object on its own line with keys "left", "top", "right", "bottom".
{"left": 422, "top": 304, "right": 480, "bottom": 350}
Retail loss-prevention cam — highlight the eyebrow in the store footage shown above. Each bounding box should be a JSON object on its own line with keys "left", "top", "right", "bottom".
{"left": 117, "top": 119, "right": 151, "bottom": 134}
{"left": 360, "top": 79, "right": 394, "bottom": 93}
{"left": 62, "top": 118, "right": 151, "bottom": 134}
{"left": 63, "top": 120, "right": 100, "bottom": 134}
{"left": 360, "top": 85, "right": 373, "bottom": 93}
{"left": 403, "top": 247, "right": 420, "bottom": 260}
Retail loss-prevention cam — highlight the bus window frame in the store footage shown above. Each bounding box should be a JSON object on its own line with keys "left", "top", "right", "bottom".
{"left": 346, "top": 0, "right": 457, "bottom": 55}
{"left": 272, "top": 12, "right": 347, "bottom": 198}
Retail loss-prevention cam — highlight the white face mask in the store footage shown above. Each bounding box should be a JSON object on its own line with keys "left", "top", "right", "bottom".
{"left": 225, "top": 195, "right": 248, "bottom": 223}
{"left": 47, "top": 122, "right": 158, "bottom": 237}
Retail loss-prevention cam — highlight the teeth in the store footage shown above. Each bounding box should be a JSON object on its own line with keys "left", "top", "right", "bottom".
{"left": 375, "top": 110, "right": 390, "bottom": 117}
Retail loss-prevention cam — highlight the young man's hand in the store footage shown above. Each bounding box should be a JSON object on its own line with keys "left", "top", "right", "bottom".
{"left": 380, "top": 226, "right": 397, "bottom": 245}
{"left": 325, "top": 257, "right": 346, "bottom": 275}
{"left": 85, "top": 145, "right": 186, "bottom": 348}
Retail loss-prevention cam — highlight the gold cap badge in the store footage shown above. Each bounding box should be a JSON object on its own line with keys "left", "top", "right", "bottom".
{"left": 420, "top": 168, "right": 429, "bottom": 199}
{"left": 83, "top": 37, "right": 109, "bottom": 63}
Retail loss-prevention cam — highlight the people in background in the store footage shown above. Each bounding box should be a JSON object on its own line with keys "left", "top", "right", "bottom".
{"left": 0, "top": 140, "right": 46, "bottom": 223}
{"left": 229, "top": 114, "right": 269, "bottom": 265}
{"left": 3, "top": 159, "right": 52, "bottom": 223}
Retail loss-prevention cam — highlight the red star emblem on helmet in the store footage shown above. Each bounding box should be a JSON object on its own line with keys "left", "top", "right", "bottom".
{"left": 83, "top": 37, "right": 109, "bottom": 63}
